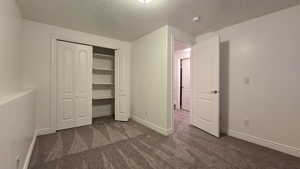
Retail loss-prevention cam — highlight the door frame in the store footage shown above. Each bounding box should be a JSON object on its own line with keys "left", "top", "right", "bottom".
{"left": 169, "top": 32, "right": 220, "bottom": 136}
{"left": 180, "top": 58, "right": 190, "bottom": 111}
{"left": 170, "top": 38, "right": 194, "bottom": 134}
{"left": 49, "top": 34, "right": 121, "bottom": 134}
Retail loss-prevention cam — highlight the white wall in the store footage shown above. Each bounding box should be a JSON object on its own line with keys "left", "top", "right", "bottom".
{"left": 0, "top": 0, "right": 22, "bottom": 96}
{"left": 169, "top": 26, "right": 195, "bottom": 46}
{"left": 0, "top": 1, "right": 37, "bottom": 169}
{"left": 196, "top": 5, "right": 300, "bottom": 156}
{"left": 21, "top": 20, "right": 131, "bottom": 135}
{"left": 0, "top": 90, "right": 36, "bottom": 169}
{"left": 131, "top": 26, "right": 172, "bottom": 135}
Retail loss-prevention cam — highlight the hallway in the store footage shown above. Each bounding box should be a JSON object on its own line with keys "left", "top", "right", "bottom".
{"left": 29, "top": 112, "right": 300, "bottom": 169}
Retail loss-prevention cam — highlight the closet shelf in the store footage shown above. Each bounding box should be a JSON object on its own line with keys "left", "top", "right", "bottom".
{"left": 93, "top": 53, "right": 114, "bottom": 59}
{"left": 93, "top": 83, "right": 114, "bottom": 85}
{"left": 92, "top": 96, "right": 114, "bottom": 100}
{"left": 92, "top": 83, "right": 114, "bottom": 87}
{"left": 93, "top": 68, "right": 114, "bottom": 73}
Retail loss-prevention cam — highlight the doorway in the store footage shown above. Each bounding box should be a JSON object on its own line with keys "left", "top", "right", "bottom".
{"left": 172, "top": 40, "right": 191, "bottom": 130}
{"left": 180, "top": 58, "right": 191, "bottom": 111}
{"left": 171, "top": 34, "right": 220, "bottom": 137}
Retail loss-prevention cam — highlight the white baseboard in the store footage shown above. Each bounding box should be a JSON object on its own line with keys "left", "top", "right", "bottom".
{"left": 131, "top": 115, "right": 173, "bottom": 136}
{"left": 23, "top": 130, "right": 37, "bottom": 169}
{"left": 221, "top": 127, "right": 228, "bottom": 134}
{"left": 165, "top": 128, "right": 174, "bottom": 135}
{"left": 37, "top": 128, "right": 54, "bottom": 136}
{"left": 226, "top": 129, "right": 300, "bottom": 158}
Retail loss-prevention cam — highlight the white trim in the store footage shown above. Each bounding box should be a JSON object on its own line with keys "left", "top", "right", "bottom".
{"left": 23, "top": 130, "right": 37, "bottom": 169}
{"left": 50, "top": 36, "right": 57, "bottom": 134}
{"left": 226, "top": 129, "right": 300, "bottom": 158}
{"left": 131, "top": 115, "right": 172, "bottom": 136}
{"left": 36, "top": 128, "right": 53, "bottom": 136}
{"left": 0, "top": 89, "right": 36, "bottom": 106}
{"left": 165, "top": 128, "right": 174, "bottom": 135}
{"left": 169, "top": 30, "right": 175, "bottom": 134}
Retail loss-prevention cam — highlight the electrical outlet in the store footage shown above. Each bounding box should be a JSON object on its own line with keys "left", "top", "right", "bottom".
{"left": 244, "top": 119, "right": 250, "bottom": 127}
{"left": 145, "top": 112, "right": 148, "bottom": 117}
{"left": 16, "top": 154, "right": 21, "bottom": 169}
{"left": 244, "top": 77, "right": 250, "bottom": 85}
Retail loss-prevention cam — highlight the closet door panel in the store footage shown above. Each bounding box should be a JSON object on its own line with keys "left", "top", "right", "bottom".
{"left": 75, "top": 45, "right": 93, "bottom": 126}
{"left": 56, "top": 42, "right": 77, "bottom": 130}
{"left": 77, "top": 98, "right": 90, "bottom": 117}
{"left": 119, "top": 49, "right": 129, "bottom": 120}
{"left": 114, "top": 49, "right": 129, "bottom": 121}
{"left": 62, "top": 100, "right": 73, "bottom": 119}
{"left": 78, "top": 50, "right": 90, "bottom": 91}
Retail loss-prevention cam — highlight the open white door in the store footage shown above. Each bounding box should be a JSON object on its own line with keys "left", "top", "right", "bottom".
{"left": 191, "top": 34, "right": 220, "bottom": 137}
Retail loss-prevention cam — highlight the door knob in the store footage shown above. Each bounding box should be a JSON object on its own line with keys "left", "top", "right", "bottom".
{"left": 211, "top": 90, "right": 218, "bottom": 94}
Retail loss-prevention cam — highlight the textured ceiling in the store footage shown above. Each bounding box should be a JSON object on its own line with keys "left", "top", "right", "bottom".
{"left": 17, "top": 0, "right": 300, "bottom": 41}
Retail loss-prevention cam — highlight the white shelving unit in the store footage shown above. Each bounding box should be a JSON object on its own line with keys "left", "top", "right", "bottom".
{"left": 93, "top": 89, "right": 114, "bottom": 100}
{"left": 93, "top": 53, "right": 114, "bottom": 59}
{"left": 92, "top": 47, "right": 115, "bottom": 118}
{"left": 93, "top": 68, "right": 114, "bottom": 73}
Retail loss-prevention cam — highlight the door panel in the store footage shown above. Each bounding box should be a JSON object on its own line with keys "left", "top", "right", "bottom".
{"left": 62, "top": 99, "right": 73, "bottom": 119}
{"left": 57, "top": 41, "right": 76, "bottom": 130}
{"left": 181, "top": 59, "right": 191, "bottom": 111}
{"left": 56, "top": 41, "right": 92, "bottom": 130}
{"left": 78, "top": 50, "right": 89, "bottom": 91}
{"left": 191, "top": 34, "right": 220, "bottom": 137}
{"left": 77, "top": 98, "right": 89, "bottom": 117}
{"left": 114, "top": 49, "right": 129, "bottom": 121}
{"left": 195, "top": 99, "right": 213, "bottom": 121}
{"left": 75, "top": 45, "right": 93, "bottom": 126}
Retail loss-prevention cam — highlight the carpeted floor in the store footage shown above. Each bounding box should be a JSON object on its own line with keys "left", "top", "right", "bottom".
{"left": 29, "top": 110, "right": 300, "bottom": 169}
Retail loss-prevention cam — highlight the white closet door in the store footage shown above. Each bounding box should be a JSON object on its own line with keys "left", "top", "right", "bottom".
{"left": 114, "top": 49, "right": 129, "bottom": 121}
{"left": 75, "top": 44, "right": 93, "bottom": 127}
{"left": 56, "top": 41, "right": 77, "bottom": 130}
{"left": 56, "top": 41, "right": 92, "bottom": 130}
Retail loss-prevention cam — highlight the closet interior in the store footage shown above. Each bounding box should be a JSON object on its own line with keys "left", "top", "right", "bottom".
{"left": 92, "top": 46, "right": 115, "bottom": 119}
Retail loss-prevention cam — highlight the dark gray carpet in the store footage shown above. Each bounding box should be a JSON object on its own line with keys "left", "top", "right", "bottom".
{"left": 29, "top": 110, "right": 300, "bottom": 169}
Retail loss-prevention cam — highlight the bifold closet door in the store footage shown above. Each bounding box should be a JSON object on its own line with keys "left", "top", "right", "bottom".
{"left": 114, "top": 49, "right": 129, "bottom": 121}
{"left": 56, "top": 41, "right": 92, "bottom": 130}
{"left": 75, "top": 44, "right": 93, "bottom": 127}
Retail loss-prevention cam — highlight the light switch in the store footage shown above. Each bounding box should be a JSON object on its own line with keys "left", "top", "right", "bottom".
{"left": 244, "top": 77, "right": 250, "bottom": 85}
